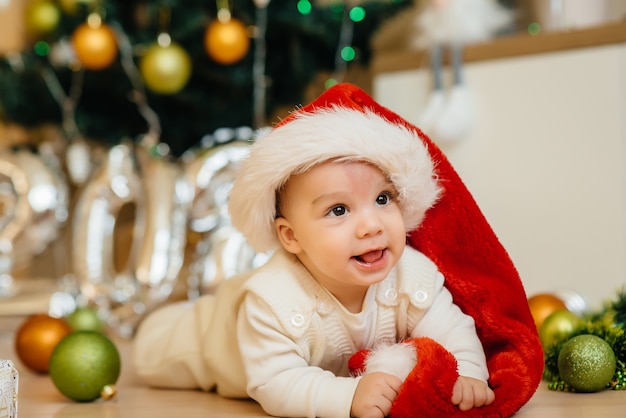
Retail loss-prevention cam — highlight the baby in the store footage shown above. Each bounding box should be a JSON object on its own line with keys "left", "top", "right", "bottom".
{"left": 133, "top": 83, "right": 535, "bottom": 418}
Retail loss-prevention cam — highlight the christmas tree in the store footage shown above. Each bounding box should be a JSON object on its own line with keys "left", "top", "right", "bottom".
{"left": 0, "top": 0, "right": 411, "bottom": 157}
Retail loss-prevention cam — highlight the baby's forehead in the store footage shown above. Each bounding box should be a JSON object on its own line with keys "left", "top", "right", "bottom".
{"left": 294, "top": 158, "right": 388, "bottom": 177}
{"left": 279, "top": 159, "right": 394, "bottom": 196}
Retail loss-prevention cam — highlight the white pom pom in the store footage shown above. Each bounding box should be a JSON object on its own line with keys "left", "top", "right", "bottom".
{"left": 365, "top": 342, "right": 418, "bottom": 382}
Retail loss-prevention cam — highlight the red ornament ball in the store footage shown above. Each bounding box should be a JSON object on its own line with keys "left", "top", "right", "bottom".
{"left": 71, "top": 20, "right": 118, "bottom": 70}
{"left": 14, "top": 313, "right": 73, "bottom": 374}
{"left": 204, "top": 18, "right": 250, "bottom": 65}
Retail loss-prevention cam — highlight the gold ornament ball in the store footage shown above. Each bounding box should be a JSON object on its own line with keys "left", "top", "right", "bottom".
{"left": 71, "top": 22, "right": 118, "bottom": 70}
{"left": 49, "top": 331, "right": 121, "bottom": 402}
{"left": 14, "top": 314, "right": 72, "bottom": 374}
{"left": 527, "top": 293, "right": 567, "bottom": 330}
{"left": 204, "top": 18, "right": 250, "bottom": 65}
{"left": 25, "top": 0, "right": 61, "bottom": 36}
{"left": 558, "top": 334, "right": 616, "bottom": 392}
{"left": 539, "top": 309, "right": 580, "bottom": 348}
{"left": 140, "top": 42, "right": 192, "bottom": 94}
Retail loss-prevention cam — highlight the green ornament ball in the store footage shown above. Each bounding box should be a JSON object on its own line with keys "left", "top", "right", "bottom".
{"left": 65, "top": 307, "right": 104, "bottom": 333}
{"left": 557, "top": 334, "right": 616, "bottom": 392}
{"left": 49, "top": 331, "right": 121, "bottom": 402}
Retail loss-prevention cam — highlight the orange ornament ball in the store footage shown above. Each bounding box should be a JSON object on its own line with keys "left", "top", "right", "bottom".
{"left": 14, "top": 313, "right": 73, "bottom": 374}
{"left": 71, "top": 21, "right": 118, "bottom": 70}
{"left": 204, "top": 18, "right": 250, "bottom": 65}
{"left": 527, "top": 293, "right": 568, "bottom": 331}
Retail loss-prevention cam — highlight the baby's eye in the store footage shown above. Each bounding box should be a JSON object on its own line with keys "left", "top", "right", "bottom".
{"left": 328, "top": 205, "right": 347, "bottom": 217}
{"left": 376, "top": 192, "right": 393, "bottom": 206}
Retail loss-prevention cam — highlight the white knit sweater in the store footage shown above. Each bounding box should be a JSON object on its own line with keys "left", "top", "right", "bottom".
{"left": 133, "top": 247, "right": 488, "bottom": 418}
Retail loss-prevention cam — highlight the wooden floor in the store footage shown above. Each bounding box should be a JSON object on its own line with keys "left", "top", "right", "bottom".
{"left": 2, "top": 315, "right": 626, "bottom": 417}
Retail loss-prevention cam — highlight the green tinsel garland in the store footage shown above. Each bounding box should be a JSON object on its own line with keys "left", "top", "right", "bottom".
{"left": 543, "top": 288, "right": 626, "bottom": 391}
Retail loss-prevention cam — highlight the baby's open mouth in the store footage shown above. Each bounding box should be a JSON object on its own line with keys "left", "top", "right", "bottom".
{"left": 354, "top": 249, "right": 384, "bottom": 264}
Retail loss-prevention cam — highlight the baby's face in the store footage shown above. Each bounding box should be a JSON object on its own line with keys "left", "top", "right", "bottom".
{"left": 274, "top": 161, "right": 406, "bottom": 305}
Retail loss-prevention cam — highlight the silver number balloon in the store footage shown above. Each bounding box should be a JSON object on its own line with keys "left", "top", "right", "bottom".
{"left": 71, "top": 143, "right": 192, "bottom": 337}
{"left": 185, "top": 140, "right": 268, "bottom": 297}
{"left": 0, "top": 148, "right": 68, "bottom": 297}
{"left": 134, "top": 146, "right": 192, "bottom": 305}
{"left": 72, "top": 143, "right": 144, "bottom": 306}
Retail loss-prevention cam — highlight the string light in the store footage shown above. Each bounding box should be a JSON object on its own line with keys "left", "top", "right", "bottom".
{"left": 325, "top": 78, "right": 338, "bottom": 89}
{"left": 34, "top": 41, "right": 50, "bottom": 57}
{"left": 349, "top": 6, "right": 365, "bottom": 23}
{"left": 340, "top": 46, "right": 355, "bottom": 61}
{"left": 297, "top": 0, "right": 312, "bottom": 15}
{"left": 329, "top": 2, "right": 344, "bottom": 17}
{"left": 296, "top": 0, "right": 369, "bottom": 88}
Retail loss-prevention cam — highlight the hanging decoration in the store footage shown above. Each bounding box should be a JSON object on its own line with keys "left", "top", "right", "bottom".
{"left": 2, "top": 0, "right": 410, "bottom": 155}
{"left": 25, "top": 0, "right": 61, "bottom": 37}
{"left": 139, "top": 37, "right": 191, "bottom": 95}
{"left": 412, "top": 0, "right": 512, "bottom": 144}
{"left": 204, "top": 0, "right": 250, "bottom": 65}
{"left": 71, "top": 11, "right": 118, "bottom": 70}
{"left": 139, "top": 6, "right": 192, "bottom": 95}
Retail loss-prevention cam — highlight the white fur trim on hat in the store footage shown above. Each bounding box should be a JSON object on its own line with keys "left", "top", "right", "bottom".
{"left": 228, "top": 106, "right": 441, "bottom": 253}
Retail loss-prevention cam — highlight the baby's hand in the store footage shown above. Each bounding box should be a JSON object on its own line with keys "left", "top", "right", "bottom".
{"left": 351, "top": 372, "right": 402, "bottom": 418}
{"left": 451, "top": 376, "right": 495, "bottom": 411}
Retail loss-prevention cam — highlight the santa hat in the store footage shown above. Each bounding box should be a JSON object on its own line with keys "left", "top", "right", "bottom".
{"left": 229, "top": 91, "right": 440, "bottom": 253}
{"left": 229, "top": 83, "right": 543, "bottom": 416}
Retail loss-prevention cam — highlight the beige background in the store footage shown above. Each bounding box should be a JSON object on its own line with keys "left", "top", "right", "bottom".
{"left": 0, "top": 0, "right": 25, "bottom": 53}
{"left": 374, "top": 42, "right": 626, "bottom": 310}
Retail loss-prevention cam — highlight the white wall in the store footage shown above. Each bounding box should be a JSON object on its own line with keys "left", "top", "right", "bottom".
{"left": 374, "top": 43, "right": 626, "bottom": 310}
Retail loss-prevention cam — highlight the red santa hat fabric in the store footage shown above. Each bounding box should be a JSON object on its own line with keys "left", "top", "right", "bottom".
{"left": 229, "top": 82, "right": 543, "bottom": 416}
